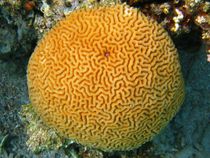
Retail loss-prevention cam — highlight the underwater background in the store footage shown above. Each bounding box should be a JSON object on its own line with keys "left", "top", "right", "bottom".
{"left": 0, "top": 0, "right": 210, "bottom": 158}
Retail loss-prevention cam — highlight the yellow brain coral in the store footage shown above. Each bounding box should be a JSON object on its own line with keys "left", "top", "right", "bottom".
{"left": 27, "top": 4, "right": 185, "bottom": 151}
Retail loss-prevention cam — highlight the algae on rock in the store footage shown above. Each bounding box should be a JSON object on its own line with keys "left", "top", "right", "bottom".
{"left": 20, "top": 104, "right": 64, "bottom": 153}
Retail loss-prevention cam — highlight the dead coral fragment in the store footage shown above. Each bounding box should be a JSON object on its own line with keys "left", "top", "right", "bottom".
{"left": 194, "top": 1, "right": 210, "bottom": 62}
{"left": 27, "top": 4, "right": 185, "bottom": 151}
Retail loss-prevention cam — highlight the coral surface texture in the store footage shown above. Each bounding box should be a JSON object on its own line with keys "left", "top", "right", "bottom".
{"left": 27, "top": 4, "right": 185, "bottom": 151}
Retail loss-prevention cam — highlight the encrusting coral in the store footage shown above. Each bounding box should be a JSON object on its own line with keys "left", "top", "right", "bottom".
{"left": 27, "top": 4, "right": 185, "bottom": 151}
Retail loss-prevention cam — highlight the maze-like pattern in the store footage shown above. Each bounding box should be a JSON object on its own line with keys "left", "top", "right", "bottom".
{"left": 27, "top": 4, "right": 185, "bottom": 151}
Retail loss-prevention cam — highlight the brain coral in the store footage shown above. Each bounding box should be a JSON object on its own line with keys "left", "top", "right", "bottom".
{"left": 27, "top": 4, "right": 185, "bottom": 151}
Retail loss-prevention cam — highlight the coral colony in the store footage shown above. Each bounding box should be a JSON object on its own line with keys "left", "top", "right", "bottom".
{"left": 27, "top": 4, "right": 184, "bottom": 151}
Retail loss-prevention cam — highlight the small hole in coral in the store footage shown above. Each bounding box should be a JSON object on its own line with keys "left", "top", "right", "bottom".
{"left": 104, "top": 51, "right": 110, "bottom": 58}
